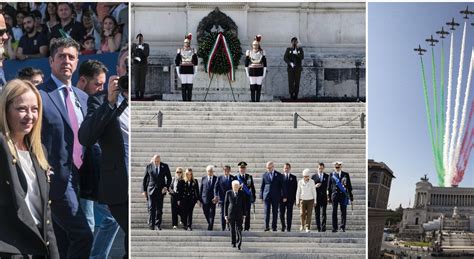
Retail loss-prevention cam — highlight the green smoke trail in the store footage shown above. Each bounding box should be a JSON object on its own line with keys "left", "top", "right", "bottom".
{"left": 431, "top": 48, "right": 443, "bottom": 171}
{"left": 421, "top": 56, "right": 444, "bottom": 186}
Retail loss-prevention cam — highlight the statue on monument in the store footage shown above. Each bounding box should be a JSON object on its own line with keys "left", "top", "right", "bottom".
{"left": 175, "top": 33, "right": 198, "bottom": 101}
{"left": 245, "top": 35, "right": 267, "bottom": 102}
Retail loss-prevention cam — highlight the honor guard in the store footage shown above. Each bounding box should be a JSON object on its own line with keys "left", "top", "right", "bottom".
{"left": 245, "top": 35, "right": 267, "bottom": 102}
{"left": 175, "top": 33, "right": 198, "bottom": 101}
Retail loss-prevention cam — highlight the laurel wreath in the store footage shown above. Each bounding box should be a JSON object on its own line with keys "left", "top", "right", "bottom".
{"left": 197, "top": 31, "right": 242, "bottom": 75}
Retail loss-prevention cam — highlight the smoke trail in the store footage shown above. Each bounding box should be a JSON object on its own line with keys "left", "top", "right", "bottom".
{"left": 453, "top": 102, "right": 474, "bottom": 185}
{"left": 440, "top": 40, "right": 446, "bottom": 169}
{"left": 452, "top": 49, "right": 474, "bottom": 184}
{"left": 431, "top": 47, "right": 443, "bottom": 173}
{"left": 421, "top": 56, "right": 444, "bottom": 185}
{"left": 448, "top": 21, "right": 468, "bottom": 186}
{"left": 443, "top": 32, "right": 454, "bottom": 180}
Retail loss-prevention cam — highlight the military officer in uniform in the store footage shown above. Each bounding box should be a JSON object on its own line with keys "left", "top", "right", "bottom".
{"left": 175, "top": 33, "right": 198, "bottom": 101}
{"left": 328, "top": 162, "right": 353, "bottom": 232}
{"left": 132, "top": 33, "right": 149, "bottom": 99}
{"left": 245, "top": 35, "right": 267, "bottom": 102}
{"left": 235, "top": 161, "right": 255, "bottom": 231}
{"left": 283, "top": 37, "right": 304, "bottom": 100}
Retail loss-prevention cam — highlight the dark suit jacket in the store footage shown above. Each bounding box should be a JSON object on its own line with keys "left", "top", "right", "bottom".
{"left": 142, "top": 162, "right": 172, "bottom": 196}
{"left": 260, "top": 170, "right": 287, "bottom": 202}
{"left": 312, "top": 172, "right": 329, "bottom": 204}
{"left": 38, "top": 79, "right": 88, "bottom": 200}
{"left": 235, "top": 173, "right": 256, "bottom": 203}
{"left": 78, "top": 92, "right": 128, "bottom": 205}
{"left": 132, "top": 42, "right": 150, "bottom": 65}
{"left": 200, "top": 175, "right": 217, "bottom": 204}
{"left": 282, "top": 173, "right": 297, "bottom": 203}
{"left": 224, "top": 190, "right": 247, "bottom": 221}
{"left": 214, "top": 174, "right": 235, "bottom": 203}
{"left": 177, "top": 179, "right": 199, "bottom": 203}
{"left": 284, "top": 47, "right": 304, "bottom": 68}
{"left": 0, "top": 134, "right": 59, "bottom": 258}
{"left": 328, "top": 171, "right": 353, "bottom": 202}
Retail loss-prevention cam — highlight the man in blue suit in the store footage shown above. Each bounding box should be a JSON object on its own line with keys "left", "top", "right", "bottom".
{"left": 214, "top": 165, "right": 235, "bottom": 230}
{"left": 200, "top": 165, "right": 218, "bottom": 230}
{"left": 260, "top": 161, "right": 287, "bottom": 231}
{"left": 312, "top": 162, "right": 329, "bottom": 232}
{"left": 38, "top": 37, "right": 93, "bottom": 258}
{"left": 280, "top": 163, "right": 297, "bottom": 232}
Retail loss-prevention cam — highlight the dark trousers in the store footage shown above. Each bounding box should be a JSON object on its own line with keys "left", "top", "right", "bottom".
{"left": 181, "top": 84, "right": 193, "bottom": 101}
{"left": 332, "top": 198, "right": 347, "bottom": 231}
{"left": 170, "top": 194, "right": 182, "bottom": 226}
{"left": 263, "top": 199, "right": 279, "bottom": 230}
{"left": 279, "top": 200, "right": 294, "bottom": 231}
{"left": 287, "top": 67, "right": 302, "bottom": 99}
{"left": 219, "top": 202, "right": 227, "bottom": 230}
{"left": 147, "top": 192, "right": 164, "bottom": 228}
{"left": 315, "top": 200, "right": 327, "bottom": 231}
{"left": 250, "top": 84, "right": 262, "bottom": 102}
{"left": 182, "top": 199, "right": 196, "bottom": 228}
{"left": 202, "top": 203, "right": 216, "bottom": 230}
{"left": 51, "top": 172, "right": 93, "bottom": 258}
{"left": 134, "top": 63, "right": 147, "bottom": 99}
{"left": 109, "top": 201, "right": 128, "bottom": 259}
{"left": 243, "top": 200, "right": 251, "bottom": 230}
{"left": 229, "top": 218, "right": 243, "bottom": 246}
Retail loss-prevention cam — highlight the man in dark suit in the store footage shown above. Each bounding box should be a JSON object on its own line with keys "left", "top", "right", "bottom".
{"left": 312, "top": 162, "right": 329, "bottom": 232}
{"left": 142, "top": 154, "right": 172, "bottom": 230}
{"left": 78, "top": 47, "right": 129, "bottom": 258}
{"left": 283, "top": 37, "right": 304, "bottom": 99}
{"left": 132, "top": 33, "right": 150, "bottom": 99}
{"left": 235, "top": 161, "right": 255, "bottom": 231}
{"left": 200, "top": 165, "right": 218, "bottom": 230}
{"left": 38, "top": 37, "right": 92, "bottom": 258}
{"left": 279, "top": 163, "right": 297, "bottom": 232}
{"left": 328, "top": 162, "right": 353, "bottom": 232}
{"left": 260, "top": 161, "right": 287, "bottom": 231}
{"left": 214, "top": 165, "right": 235, "bottom": 231}
{"left": 224, "top": 180, "right": 247, "bottom": 250}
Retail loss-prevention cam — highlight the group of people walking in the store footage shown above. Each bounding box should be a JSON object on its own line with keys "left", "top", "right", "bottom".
{"left": 142, "top": 155, "right": 355, "bottom": 249}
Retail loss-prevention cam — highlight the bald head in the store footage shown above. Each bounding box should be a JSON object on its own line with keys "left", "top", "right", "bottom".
{"left": 266, "top": 161, "right": 274, "bottom": 172}
{"left": 0, "top": 14, "right": 8, "bottom": 56}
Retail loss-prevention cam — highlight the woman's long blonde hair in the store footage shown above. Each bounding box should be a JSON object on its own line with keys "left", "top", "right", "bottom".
{"left": 184, "top": 168, "right": 194, "bottom": 182}
{"left": 0, "top": 79, "right": 49, "bottom": 170}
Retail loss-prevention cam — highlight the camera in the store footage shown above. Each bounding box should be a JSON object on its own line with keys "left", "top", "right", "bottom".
{"left": 118, "top": 75, "right": 128, "bottom": 92}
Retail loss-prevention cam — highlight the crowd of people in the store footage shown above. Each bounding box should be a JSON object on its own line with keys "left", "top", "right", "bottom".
{"left": 0, "top": 3, "right": 129, "bottom": 258}
{"left": 142, "top": 156, "right": 355, "bottom": 249}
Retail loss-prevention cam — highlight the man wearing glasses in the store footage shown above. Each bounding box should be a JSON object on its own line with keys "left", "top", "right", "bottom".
{"left": 328, "top": 161, "right": 353, "bottom": 232}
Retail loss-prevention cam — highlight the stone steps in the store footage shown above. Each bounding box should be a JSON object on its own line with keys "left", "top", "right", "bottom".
{"left": 130, "top": 101, "right": 366, "bottom": 258}
{"left": 131, "top": 230, "right": 366, "bottom": 258}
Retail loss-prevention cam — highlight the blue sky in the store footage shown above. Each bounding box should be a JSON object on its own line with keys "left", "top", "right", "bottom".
{"left": 368, "top": 3, "right": 474, "bottom": 210}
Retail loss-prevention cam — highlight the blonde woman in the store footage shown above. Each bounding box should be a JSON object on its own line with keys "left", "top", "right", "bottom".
{"left": 0, "top": 80, "right": 59, "bottom": 258}
{"left": 296, "top": 168, "right": 317, "bottom": 233}
{"left": 178, "top": 168, "right": 200, "bottom": 231}
{"left": 170, "top": 167, "right": 184, "bottom": 229}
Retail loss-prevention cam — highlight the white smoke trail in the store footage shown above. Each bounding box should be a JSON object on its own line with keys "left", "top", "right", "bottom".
{"left": 447, "top": 21, "right": 468, "bottom": 186}
{"left": 443, "top": 31, "right": 455, "bottom": 185}
{"left": 452, "top": 48, "right": 474, "bottom": 184}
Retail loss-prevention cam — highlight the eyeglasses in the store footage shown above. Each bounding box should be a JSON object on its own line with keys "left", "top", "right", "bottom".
{"left": 335, "top": 166, "right": 341, "bottom": 169}
{"left": 0, "top": 29, "right": 7, "bottom": 37}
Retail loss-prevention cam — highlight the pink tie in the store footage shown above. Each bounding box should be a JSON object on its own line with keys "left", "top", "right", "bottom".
{"left": 63, "top": 86, "right": 82, "bottom": 169}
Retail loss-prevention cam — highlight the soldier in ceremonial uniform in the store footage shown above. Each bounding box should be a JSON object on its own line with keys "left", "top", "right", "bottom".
{"left": 175, "top": 33, "right": 198, "bottom": 101}
{"left": 132, "top": 33, "right": 149, "bottom": 99}
{"left": 328, "top": 162, "right": 353, "bottom": 232}
{"left": 284, "top": 37, "right": 304, "bottom": 100}
{"left": 235, "top": 161, "right": 256, "bottom": 231}
{"left": 245, "top": 35, "right": 267, "bottom": 102}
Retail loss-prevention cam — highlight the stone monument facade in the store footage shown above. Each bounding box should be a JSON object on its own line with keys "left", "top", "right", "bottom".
{"left": 131, "top": 2, "right": 365, "bottom": 101}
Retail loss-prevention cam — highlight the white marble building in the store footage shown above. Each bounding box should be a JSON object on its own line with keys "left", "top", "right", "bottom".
{"left": 131, "top": 2, "right": 365, "bottom": 100}
{"left": 400, "top": 176, "right": 474, "bottom": 235}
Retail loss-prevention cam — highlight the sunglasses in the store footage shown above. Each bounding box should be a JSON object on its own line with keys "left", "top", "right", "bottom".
{"left": 0, "top": 29, "right": 7, "bottom": 36}
{"left": 335, "top": 166, "right": 341, "bottom": 169}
